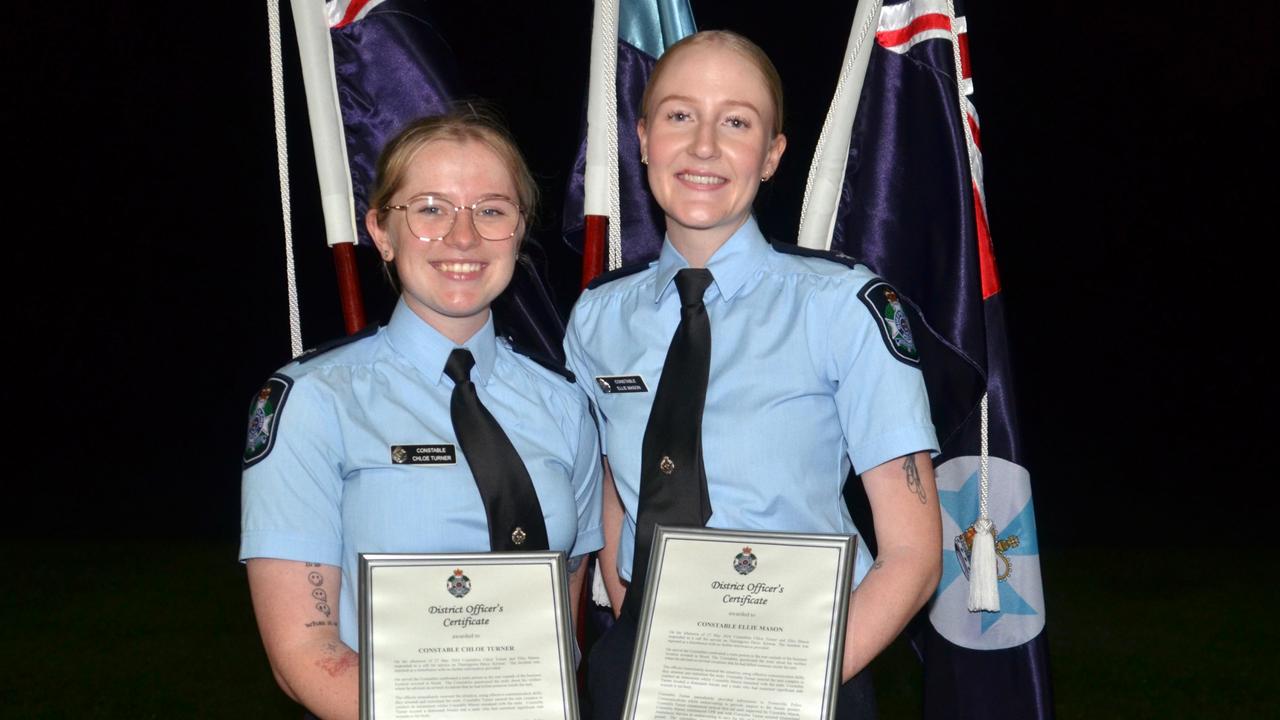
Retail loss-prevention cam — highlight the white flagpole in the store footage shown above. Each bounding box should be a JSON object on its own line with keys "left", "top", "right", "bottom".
{"left": 797, "top": 0, "right": 883, "bottom": 251}
{"left": 289, "top": 0, "right": 357, "bottom": 249}
{"left": 585, "top": 0, "right": 623, "bottom": 272}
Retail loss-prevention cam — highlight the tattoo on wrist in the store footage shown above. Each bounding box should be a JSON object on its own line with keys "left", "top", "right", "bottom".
{"left": 904, "top": 455, "right": 927, "bottom": 504}
{"left": 304, "top": 620, "right": 339, "bottom": 628}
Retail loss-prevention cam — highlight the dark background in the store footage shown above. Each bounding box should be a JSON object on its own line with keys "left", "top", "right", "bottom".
{"left": 2, "top": 0, "right": 1273, "bottom": 555}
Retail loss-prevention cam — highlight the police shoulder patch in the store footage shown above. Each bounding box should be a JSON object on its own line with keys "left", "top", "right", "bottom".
{"left": 509, "top": 341, "right": 575, "bottom": 383}
{"left": 857, "top": 279, "right": 920, "bottom": 365}
{"left": 768, "top": 240, "right": 860, "bottom": 269}
{"left": 585, "top": 260, "right": 651, "bottom": 290}
{"left": 296, "top": 324, "right": 379, "bottom": 364}
{"left": 243, "top": 374, "right": 293, "bottom": 468}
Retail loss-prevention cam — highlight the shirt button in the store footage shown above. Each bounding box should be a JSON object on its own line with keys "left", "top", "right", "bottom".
{"left": 511, "top": 527, "right": 527, "bottom": 545}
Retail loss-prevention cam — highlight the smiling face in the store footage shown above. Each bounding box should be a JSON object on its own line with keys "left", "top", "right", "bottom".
{"left": 638, "top": 39, "right": 786, "bottom": 264}
{"left": 366, "top": 138, "right": 521, "bottom": 344}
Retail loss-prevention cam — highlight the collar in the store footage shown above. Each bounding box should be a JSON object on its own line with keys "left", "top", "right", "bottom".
{"left": 385, "top": 299, "right": 497, "bottom": 386}
{"left": 653, "top": 216, "right": 769, "bottom": 304}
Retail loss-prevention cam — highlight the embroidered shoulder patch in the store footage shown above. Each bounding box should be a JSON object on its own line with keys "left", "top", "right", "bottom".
{"left": 243, "top": 374, "right": 293, "bottom": 468}
{"left": 858, "top": 280, "right": 920, "bottom": 365}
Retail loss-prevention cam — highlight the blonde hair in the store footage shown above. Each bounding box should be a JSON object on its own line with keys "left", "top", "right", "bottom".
{"left": 641, "top": 30, "right": 785, "bottom": 136}
{"left": 368, "top": 105, "right": 539, "bottom": 233}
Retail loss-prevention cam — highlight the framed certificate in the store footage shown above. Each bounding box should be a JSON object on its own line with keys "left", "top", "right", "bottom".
{"left": 358, "top": 552, "right": 579, "bottom": 720}
{"left": 623, "top": 527, "right": 857, "bottom": 720}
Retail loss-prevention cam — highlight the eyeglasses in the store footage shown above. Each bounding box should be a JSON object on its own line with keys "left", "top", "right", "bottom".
{"left": 382, "top": 194, "right": 523, "bottom": 242}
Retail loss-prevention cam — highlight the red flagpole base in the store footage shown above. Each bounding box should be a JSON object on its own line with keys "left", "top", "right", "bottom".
{"left": 332, "top": 242, "right": 367, "bottom": 334}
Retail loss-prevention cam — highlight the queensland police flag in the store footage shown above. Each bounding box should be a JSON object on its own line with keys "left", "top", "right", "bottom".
{"left": 562, "top": 0, "right": 696, "bottom": 265}
{"left": 827, "top": 1, "right": 1053, "bottom": 717}
{"left": 324, "top": 0, "right": 566, "bottom": 358}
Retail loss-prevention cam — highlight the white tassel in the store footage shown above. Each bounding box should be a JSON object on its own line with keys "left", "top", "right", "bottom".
{"left": 967, "top": 518, "right": 1001, "bottom": 612}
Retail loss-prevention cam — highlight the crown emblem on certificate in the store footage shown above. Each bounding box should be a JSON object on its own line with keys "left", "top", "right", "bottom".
{"left": 954, "top": 524, "right": 1021, "bottom": 583}
{"left": 733, "top": 547, "right": 758, "bottom": 575}
{"left": 447, "top": 568, "right": 472, "bottom": 598}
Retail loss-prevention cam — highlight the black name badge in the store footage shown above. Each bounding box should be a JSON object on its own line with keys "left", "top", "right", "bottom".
{"left": 390, "top": 444, "right": 457, "bottom": 466}
{"left": 594, "top": 375, "right": 649, "bottom": 394}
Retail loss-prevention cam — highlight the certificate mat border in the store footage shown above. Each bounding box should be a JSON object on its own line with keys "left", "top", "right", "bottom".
{"left": 358, "top": 551, "right": 579, "bottom": 720}
{"left": 622, "top": 526, "right": 857, "bottom": 720}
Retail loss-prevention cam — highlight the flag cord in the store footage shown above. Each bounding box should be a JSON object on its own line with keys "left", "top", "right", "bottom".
{"left": 797, "top": 0, "right": 882, "bottom": 239}
{"left": 601, "top": 0, "right": 623, "bottom": 271}
{"left": 268, "top": 0, "right": 305, "bottom": 358}
{"left": 944, "top": 0, "right": 998, "bottom": 611}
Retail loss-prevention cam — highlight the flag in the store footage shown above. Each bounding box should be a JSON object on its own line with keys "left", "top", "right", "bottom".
{"left": 563, "top": 0, "right": 696, "bottom": 271}
{"left": 297, "top": 0, "right": 566, "bottom": 357}
{"left": 822, "top": 1, "right": 1053, "bottom": 717}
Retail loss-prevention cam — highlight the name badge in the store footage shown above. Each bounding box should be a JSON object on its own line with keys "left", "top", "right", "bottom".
{"left": 390, "top": 444, "right": 457, "bottom": 465}
{"left": 595, "top": 375, "right": 649, "bottom": 394}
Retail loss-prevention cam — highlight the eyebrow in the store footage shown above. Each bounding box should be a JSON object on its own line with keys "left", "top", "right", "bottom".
{"left": 404, "top": 191, "right": 517, "bottom": 204}
{"left": 655, "top": 94, "right": 763, "bottom": 117}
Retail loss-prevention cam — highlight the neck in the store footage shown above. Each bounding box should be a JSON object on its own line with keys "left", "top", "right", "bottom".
{"left": 666, "top": 216, "right": 750, "bottom": 268}
{"left": 404, "top": 297, "right": 489, "bottom": 346}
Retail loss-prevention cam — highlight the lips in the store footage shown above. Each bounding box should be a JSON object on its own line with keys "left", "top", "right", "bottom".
{"left": 676, "top": 171, "right": 727, "bottom": 187}
{"left": 431, "top": 261, "right": 487, "bottom": 279}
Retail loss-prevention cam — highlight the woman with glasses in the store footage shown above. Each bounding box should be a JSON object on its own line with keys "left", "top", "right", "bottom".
{"left": 240, "top": 109, "right": 602, "bottom": 720}
{"left": 565, "top": 31, "right": 942, "bottom": 719}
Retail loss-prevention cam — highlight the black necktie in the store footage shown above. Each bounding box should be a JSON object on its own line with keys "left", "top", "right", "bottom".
{"left": 445, "top": 348, "right": 549, "bottom": 552}
{"left": 624, "top": 268, "right": 715, "bottom": 619}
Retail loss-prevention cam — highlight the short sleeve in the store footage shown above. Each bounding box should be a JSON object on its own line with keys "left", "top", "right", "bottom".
{"left": 566, "top": 386, "right": 605, "bottom": 558}
{"left": 239, "top": 374, "right": 346, "bottom": 565}
{"left": 827, "top": 282, "right": 939, "bottom": 474}
{"left": 563, "top": 306, "right": 608, "bottom": 455}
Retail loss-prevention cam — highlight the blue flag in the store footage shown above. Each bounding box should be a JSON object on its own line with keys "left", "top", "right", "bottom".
{"left": 327, "top": 0, "right": 566, "bottom": 358}
{"left": 828, "top": 1, "right": 1053, "bottom": 717}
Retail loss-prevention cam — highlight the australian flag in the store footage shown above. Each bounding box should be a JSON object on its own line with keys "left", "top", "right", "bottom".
{"left": 324, "top": 0, "right": 566, "bottom": 358}
{"left": 829, "top": 1, "right": 1054, "bottom": 717}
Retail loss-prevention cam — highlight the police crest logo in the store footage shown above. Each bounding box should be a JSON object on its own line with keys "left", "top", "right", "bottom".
{"left": 446, "top": 568, "right": 471, "bottom": 598}
{"left": 243, "top": 375, "right": 292, "bottom": 468}
{"left": 858, "top": 280, "right": 920, "bottom": 365}
{"left": 733, "top": 547, "right": 757, "bottom": 575}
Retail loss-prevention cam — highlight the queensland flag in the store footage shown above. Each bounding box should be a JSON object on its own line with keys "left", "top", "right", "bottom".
{"left": 562, "top": 0, "right": 696, "bottom": 266}
{"left": 323, "top": 0, "right": 566, "bottom": 358}
{"left": 828, "top": 1, "right": 1054, "bottom": 717}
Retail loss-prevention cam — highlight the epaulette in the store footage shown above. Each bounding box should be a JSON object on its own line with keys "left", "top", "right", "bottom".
{"left": 768, "top": 240, "right": 860, "bottom": 269}
{"left": 296, "top": 324, "right": 379, "bottom": 364}
{"left": 585, "top": 259, "right": 652, "bottom": 290}
{"left": 508, "top": 340, "right": 576, "bottom": 383}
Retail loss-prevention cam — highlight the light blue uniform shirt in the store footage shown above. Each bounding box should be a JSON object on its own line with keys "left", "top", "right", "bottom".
{"left": 241, "top": 300, "right": 604, "bottom": 650}
{"left": 564, "top": 218, "right": 937, "bottom": 586}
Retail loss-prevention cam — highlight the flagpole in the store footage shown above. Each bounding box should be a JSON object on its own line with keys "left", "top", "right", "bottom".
{"left": 797, "top": 0, "right": 883, "bottom": 251}
{"left": 290, "top": 0, "right": 367, "bottom": 333}
{"left": 582, "top": 0, "right": 622, "bottom": 286}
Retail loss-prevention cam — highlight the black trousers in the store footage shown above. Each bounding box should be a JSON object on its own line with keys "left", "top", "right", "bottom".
{"left": 586, "top": 612, "right": 878, "bottom": 719}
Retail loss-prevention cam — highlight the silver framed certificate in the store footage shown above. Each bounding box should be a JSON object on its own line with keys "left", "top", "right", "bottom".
{"left": 359, "top": 552, "right": 579, "bottom": 720}
{"left": 622, "top": 527, "right": 857, "bottom": 720}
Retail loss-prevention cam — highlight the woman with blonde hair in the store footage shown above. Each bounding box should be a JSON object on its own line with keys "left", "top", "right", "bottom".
{"left": 241, "top": 108, "right": 603, "bottom": 719}
{"left": 566, "top": 31, "right": 942, "bottom": 718}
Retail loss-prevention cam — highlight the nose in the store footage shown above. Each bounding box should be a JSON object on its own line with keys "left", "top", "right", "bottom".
{"left": 443, "top": 207, "right": 481, "bottom": 249}
{"left": 691, "top": 121, "right": 719, "bottom": 160}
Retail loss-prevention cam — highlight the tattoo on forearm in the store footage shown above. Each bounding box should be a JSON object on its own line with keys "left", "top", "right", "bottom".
{"left": 304, "top": 620, "right": 338, "bottom": 628}
{"left": 307, "top": 570, "right": 332, "bottom": 618}
{"left": 904, "top": 455, "right": 927, "bottom": 504}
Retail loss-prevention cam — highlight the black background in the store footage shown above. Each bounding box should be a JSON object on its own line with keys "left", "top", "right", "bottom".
{"left": 2, "top": 1, "right": 1273, "bottom": 551}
